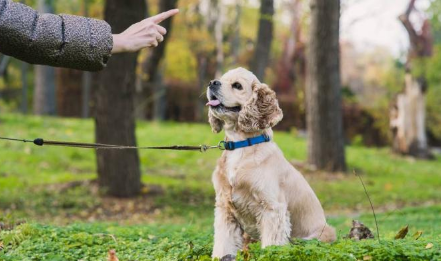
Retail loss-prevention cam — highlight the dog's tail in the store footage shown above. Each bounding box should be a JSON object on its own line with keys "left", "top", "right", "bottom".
{"left": 318, "top": 224, "right": 337, "bottom": 242}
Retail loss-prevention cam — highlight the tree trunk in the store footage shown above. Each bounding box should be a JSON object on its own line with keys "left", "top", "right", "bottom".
{"left": 56, "top": 68, "right": 82, "bottom": 117}
{"left": 391, "top": 0, "right": 432, "bottom": 158}
{"left": 250, "top": 0, "right": 274, "bottom": 81}
{"left": 55, "top": 0, "right": 91, "bottom": 118}
{"left": 391, "top": 75, "right": 430, "bottom": 158}
{"left": 306, "top": 0, "right": 346, "bottom": 172}
{"left": 134, "top": 2, "right": 150, "bottom": 120}
{"left": 34, "top": 65, "right": 57, "bottom": 115}
{"left": 21, "top": 62, "right": 29, "bottom": 114}
{"left": 81, "top": 0, "right": 92, "bottom": 118}
{"left": 0, "top": 55, "right": 10, "bottom": 76}
{"left": 152, "top": 71, "right": 166, "bottom": 120}
{"left": 33, "top": 0, "right": 56, "bottom": 115}
{"left": 214, "top": 0, "right": 224, "bottom": 78}
{"left": 195, "top": 55, "right": 208, "bottom": 122}
{"left": 231, "top": 0, "right": 241, "bottom": 65}
{"left": 274, "top": 0, "right": 305, "bottom": 95}
{"left": 95, "top": 0, "right": 146, "bottom": 197}
{"left": 82, "top": 72, "right": 92, "bottom": 118}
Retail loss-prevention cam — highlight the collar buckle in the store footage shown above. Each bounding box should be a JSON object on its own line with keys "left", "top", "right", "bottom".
{"left": 263, "top": 134, "right": 270, "bottom": 142}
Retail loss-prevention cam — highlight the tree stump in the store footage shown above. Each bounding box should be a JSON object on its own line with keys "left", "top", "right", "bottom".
{"left": 390, "top": 74, "right": 432, "bottom": 158}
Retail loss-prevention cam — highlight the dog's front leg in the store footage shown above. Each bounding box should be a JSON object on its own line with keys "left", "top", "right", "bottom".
{"left": 212, "top": 205, "right": 243, "bottom": 259}
{"left": 259, "top": 202, "right": 291, "bottom": 247}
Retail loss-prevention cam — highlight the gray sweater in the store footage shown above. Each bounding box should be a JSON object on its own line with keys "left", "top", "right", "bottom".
{"left": 0, "top": 0, "right": 113, "bottom": 71}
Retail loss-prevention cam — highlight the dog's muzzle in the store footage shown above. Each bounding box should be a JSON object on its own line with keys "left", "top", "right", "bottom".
{"left": 209, "top": 80, "right": 221, "bottom": 91}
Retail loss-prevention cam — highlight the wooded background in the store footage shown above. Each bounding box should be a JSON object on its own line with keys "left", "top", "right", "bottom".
{"left": 1, "top": 0, "right": 441, "bottom": 197}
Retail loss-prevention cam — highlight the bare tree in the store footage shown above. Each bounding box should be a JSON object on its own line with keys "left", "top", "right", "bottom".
{"left": 55, "top": 0, "right": 92, "bottom": 118}
{"left": 306, "top": 0, "right": 346, "bottom": 172}
{"left": 135, "top": 0, "right": 177, "bottom": 120}
{"left": 214, "top": 0, "right": 224, "bottom": 78}
{"left": 33, "top": 0, "right": 57, "bottom": 115}
{"left": 250, "top": 0, "right": 274, "bottom": 81}
{"left": 189, "top": 0, "right": 224, "bottom": 120}
{"left": 149, "top": 0, "right": 178, "bottom": 120}
{"left": 183, "top": 2, "right": 216, "bottom": 121}
{"left": 390, "top": 0, "right": 433, "bottom": 158}
{"left": 95, "top": 0, "right": 146, "bottom": 197}
{"left": 274, "top": 0, "right": 306, "bottom": 95}
{"left": 231, "top": 0, "right": 242, "bottom": 65}
{"left": 134, "top": 4, "right": 150, "bottom": 120}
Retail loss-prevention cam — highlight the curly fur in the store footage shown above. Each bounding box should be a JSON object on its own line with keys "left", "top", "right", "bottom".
{"left": 209, "top": 109, "right": 224, "bottom": 133}
{"left": 238, "top": 82, "right": 283, "bottom": 132}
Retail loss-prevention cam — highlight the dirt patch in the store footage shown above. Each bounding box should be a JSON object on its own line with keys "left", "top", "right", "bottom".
{"left": 22, "top": 180, "right": 167, "bottom": 225}
{"left": 290, "top": 159, "right": 350, "bottom": 181}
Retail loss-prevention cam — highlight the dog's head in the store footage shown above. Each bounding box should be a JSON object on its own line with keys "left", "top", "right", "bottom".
{"left": 206, "top": 67, "right": 283, "bottom": 133}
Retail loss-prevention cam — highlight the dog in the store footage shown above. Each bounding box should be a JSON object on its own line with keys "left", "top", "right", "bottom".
{"left": 206, "top": 67, "right": 336, "bottom": 259}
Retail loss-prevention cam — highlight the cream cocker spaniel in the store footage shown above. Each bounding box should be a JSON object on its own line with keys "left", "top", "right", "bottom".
{"left": 206, "top": 67, "right": 336, "bottom": 259}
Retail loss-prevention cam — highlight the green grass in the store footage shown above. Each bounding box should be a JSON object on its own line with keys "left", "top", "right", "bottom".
{"left": 1, "top": 114, "right": 441, "bottom": 260}
{"left": 1, "top": 206, "right": 440, "bottom": 260}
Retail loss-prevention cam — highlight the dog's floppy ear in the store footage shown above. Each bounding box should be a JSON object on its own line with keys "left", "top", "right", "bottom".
{"left": 208, "top": 109, "right": 224, "bottom": 133}
{"left": 238, "top": 82, "right": 283, "bottom": 132}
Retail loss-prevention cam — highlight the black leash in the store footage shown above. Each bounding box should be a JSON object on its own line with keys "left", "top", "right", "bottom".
{"left": 0, "top": 136, "right": 224, "bottom": 153}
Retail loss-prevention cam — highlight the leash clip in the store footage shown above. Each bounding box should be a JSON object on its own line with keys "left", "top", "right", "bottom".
{"left": 218, "top": 141, "right": 226, "bottom": 151}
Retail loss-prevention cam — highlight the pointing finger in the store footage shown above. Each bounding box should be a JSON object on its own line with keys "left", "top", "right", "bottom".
{"left": 150, "top": 9, "right": 179, "bottom": 24}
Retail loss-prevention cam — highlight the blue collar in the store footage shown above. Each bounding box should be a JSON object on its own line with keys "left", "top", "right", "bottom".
{"left": 220, "top": 134, "right": 271, "bottom": 151}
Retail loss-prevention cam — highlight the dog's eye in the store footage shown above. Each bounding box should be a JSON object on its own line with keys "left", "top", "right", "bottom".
{"left": 232, "top": 82, "right": 243, "bottom": 90}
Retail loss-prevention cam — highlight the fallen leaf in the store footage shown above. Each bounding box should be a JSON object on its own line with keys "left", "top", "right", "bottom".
{"left": 394, "top": 225, "right": 409, "bottom": 239}
{"left": 0, "top": 241, "right": 3, "bottom": 250}
{"left": 363, "top": 255, "right": 372, "bottom": 260}
{"left": 425, "top": 243, "right": 433, "bottom": 249}
{"left": 141, "top": 186, "right": 150, "bottom": 194}
{"left": 413, "top": 231, "right": 423, "bottom": 240}
{"left": 384, "top": 183, "right": 393, "bottom": 191}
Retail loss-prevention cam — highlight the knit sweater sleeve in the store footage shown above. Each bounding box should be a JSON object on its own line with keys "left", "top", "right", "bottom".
{"left": 0, "top": 0, "right": 113, "bottom": 71}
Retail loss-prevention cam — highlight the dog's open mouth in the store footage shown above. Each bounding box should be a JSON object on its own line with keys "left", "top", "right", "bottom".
{"left": 206, "top": 94, "right": 241, "bottom": 112}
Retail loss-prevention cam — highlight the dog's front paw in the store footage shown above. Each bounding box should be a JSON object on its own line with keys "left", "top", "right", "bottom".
{"left": 220, "top": 254, "right": 236, "bottom": 261}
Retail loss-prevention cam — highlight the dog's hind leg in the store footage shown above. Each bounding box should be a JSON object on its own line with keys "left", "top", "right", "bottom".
{"left": 303, "top": 224, "right": 337, "bottom": 243}
{"left": 317, "top": 224, "right": 337, "bottom": 242}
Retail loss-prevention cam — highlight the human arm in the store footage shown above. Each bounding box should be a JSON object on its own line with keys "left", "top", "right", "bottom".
{"left": 0, "top": 0, "right": 112, "bottom": 71}
{"left": 0, "top": 0, "right": 179, "bottom": 71}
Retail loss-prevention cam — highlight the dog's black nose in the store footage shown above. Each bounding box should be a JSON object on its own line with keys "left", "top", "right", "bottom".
{"left": 209, "top": 80, "right": 221, "bottom": 90}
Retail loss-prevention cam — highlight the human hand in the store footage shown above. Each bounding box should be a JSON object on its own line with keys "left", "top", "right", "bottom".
{"left": 111, "top": 9, "right": 179, "bottom": 54}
